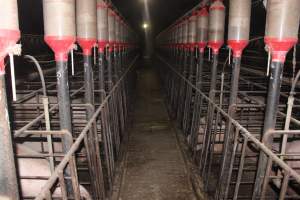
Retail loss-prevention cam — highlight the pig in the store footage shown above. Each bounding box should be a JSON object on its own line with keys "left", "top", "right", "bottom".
{"left": 188, "top": 117, "right": 225, "bottom": 153}
{"left": 16, "top": 144, "right": 92, "bottom": 200}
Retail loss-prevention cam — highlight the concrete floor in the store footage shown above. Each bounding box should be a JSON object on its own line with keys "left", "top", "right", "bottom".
{"left": 116, "top": 64, "right": 197, "bottom": 200}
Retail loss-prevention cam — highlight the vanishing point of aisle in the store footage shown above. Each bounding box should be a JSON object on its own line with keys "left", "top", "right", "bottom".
{"left": 116, "top": 62, "right": 197, "bottom": 200}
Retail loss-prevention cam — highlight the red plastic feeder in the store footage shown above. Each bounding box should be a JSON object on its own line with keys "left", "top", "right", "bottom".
{"left": 45, "top": 36, "right": 76, "bottom": 62}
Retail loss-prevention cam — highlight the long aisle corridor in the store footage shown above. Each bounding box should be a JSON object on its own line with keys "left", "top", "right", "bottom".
{"left": 117, "top": 64, "right": 197, "bottom": 200}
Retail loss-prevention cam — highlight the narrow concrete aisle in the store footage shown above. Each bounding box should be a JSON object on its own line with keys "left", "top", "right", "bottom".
{"left": 117, "top": 64, "right": 197, "bottom": 200}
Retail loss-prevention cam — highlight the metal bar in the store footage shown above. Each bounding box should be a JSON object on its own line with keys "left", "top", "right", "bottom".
{"left": 218, "top": 56, "right": 242, "bottom": 198}
{"left": 253, "top": 61, "right": 284, "bottom": 198}
{"left": 0, "top": 74, "right": 20, "bottom": 200}
{"left": 34, "top": 55, "right": 138, "bottom": 200}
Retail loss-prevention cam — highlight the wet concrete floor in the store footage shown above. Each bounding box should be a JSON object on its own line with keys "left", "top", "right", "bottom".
{"left": 117, "top": 64, "right": 197, "bottom": 200}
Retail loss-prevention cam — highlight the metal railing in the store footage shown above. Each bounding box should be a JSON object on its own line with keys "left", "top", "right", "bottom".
{"left": 158, "top": 54, "right": 300, "bottom": 200}
{"left": 31, "top": 55, "right": 138, "bottom": 200}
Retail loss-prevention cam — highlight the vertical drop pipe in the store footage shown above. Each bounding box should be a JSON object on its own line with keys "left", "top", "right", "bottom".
{"left": 172, "top": 21, "right": 182, "bottom": 116}
{"left": 76, "top": 0, "right": 105, "bottom": 198}
{"left": 43, "top": 0, "right": 75, "bottom": 195}
{"left": 115, "top": 15, "right": 126, "bottom": 135}
{"left": 190, "top": 7, "right": 208, "bottom": 151}
{"left": 97, "top": 0, "right": 108, "bottom": 102}
{"left": 0, "top": 1, "right": 20, "bottom": 199}
{"left": 43, "top": 0, "right": 75, "bottom": 153}
{"left": 177, "top": 18, "right": 189, "bottom": 125}
{"left": 170, "top": 23, "right": 180, "bottom": 115}
{"left": 199, "top": 0, "right": 225, "bottom": 177}
{"left": 107, "top": 7, "right": 121, "bottom": 156}
{"left": 183, "top": 11, "right": 197, "bottom": 135}
{"left": 107, "top": 8, "right": 115, "bottom": 91}
{"left": 216, "top": 0, "right": 251, "bottom": 198}
{"left": 253, "top": 0, "right": 300, "bottom": 198}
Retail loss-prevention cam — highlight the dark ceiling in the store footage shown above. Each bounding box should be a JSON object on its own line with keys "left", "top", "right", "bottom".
{"left": 17, "top": 0, "right": 266, "bottom": 37}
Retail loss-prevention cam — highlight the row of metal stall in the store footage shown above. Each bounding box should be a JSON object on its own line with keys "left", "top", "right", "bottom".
{"left": 0, "top": 0, "right": 139, "bottom": 199}
{"left": 156, "top": 0, "right": 300, "bottom": 199}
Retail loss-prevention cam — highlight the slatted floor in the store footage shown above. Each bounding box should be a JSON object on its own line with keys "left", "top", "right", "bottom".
{"left": 115, "top": 63, "right": 197, "bottom": 200}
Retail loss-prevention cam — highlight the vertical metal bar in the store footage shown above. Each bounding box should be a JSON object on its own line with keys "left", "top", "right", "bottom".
{"left": 56, "top": 60, "right": 73, "bottom": 195}
{"left": 279, "top": 172, "right": 290, "bottom": 200}
{"left": 45, "top": 190, "right": 52, "bottom": 200}
{"left": 199, "top": 53, "right": 218, "bottom": 169}
{"left": 191, "top": 50, "right": 204, "bottom": 152}
{"left": 233, "top": 136, "right": 248, "bottom": 200}
{"left": 58, "top": 170, "right": 68, "bottom": 200}
{"left": 83, "top": 54, "right": 101, "bottom": 198}
{"left": 43, "top": 97, "right": 55, "bottom": 173}
{"left": 56, "top": 61, "right": 72, "bottom": 151}
{"left": 253, "top": 61, "right": 284, "bottom": 199}
{"left": 260, "top": 157, "right": 273, "bottom": 200}
{"left": 98, "top": 51, "right": 106, "bottom": 102}
{"left": 217, "top": 56, "right": 241, "bottom": 198}
{"left": 183, "top": 48, "right": 195, "bottom": 134}
{"left": 69, "top": 157, "right": 81, "bottom": 200}
{"left": 0, "top": 74, "right": 20, "bottom": 200}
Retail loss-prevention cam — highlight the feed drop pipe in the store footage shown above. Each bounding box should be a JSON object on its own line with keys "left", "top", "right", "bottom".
{"left": 97, "top": 0, "right": 114, "bottom": 191}
{"left": 76, "top": 0, "right": 105, "bottom": 198}
{"left": 199, "top": 0, "right": 225, "bottom": 185}
{"left": 97, "top": 0, "right": 108, "bottom": 102}
{"left": 170, "top": 22, "right": 180, "bottom": 114}
{"left": 176, "top": 18, "right": 189, "bottom": 126}
{"left": 216, "top": 0, "right": 251, "bottom": 198}
{"left": 0, "top": 2, "right": 20, "bottom": 198}
{"left": 172, "top": 21, "right": 183, "bottom": 117}
{"left": 108, "top": 8, "right": 121, "bottom": 157}
{"left": 253, "top": 0, "right": 300, "bottom": 198}
{"left": 190, "top": 7, "right": 208, "bottom": 153}
{"left": 114, "top": 14, "right": 125, "bottom": 137}
{"left": 43, "top": 0, "right": 76, "bottom": 195}
{"left": 183, "top": 11, "right": 197, "bottom": 135}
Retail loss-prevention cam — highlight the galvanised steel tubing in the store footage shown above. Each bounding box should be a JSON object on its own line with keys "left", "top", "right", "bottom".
{"left": 177, "top": 49, "right": 189, "bottom": 126}
{"left": 0, "top": 74, "right": 20, "bottom": 200}
{"left": 15, "top": 83, "right": 56, "bottom": 104}
{"left": 158, "top": 55, "right": 300, "bottom": 197}
{"left": 83, "top": 54, "right": 105, "bottom": 199}
{"left": 116, "top": 47, "right": 126, "bottom": 135}
{"left": 107, "top": 47, "right": 120, "bottom": 156}
{"left": 170, "top": 47, "right": 181, "bottom": 114}
{"left": 190, "top": 49, "right": 205, "bottom": 152}
{"left": 13, "top": 86, "right": 85, "bottom": 138}
{"left": 34, "top": 55, "right": 138, "bottom": 200}
{"left": 183, "top": 48, "right": 196, "bottom": 134}
{"left": 253, "top": 61, "right": 284, "bottom": 199}
{"left": 217, "top": 56, "right": 242, "bottom": 199}
{"left": 198, "top": 53, "right": 219, "bottom": 175}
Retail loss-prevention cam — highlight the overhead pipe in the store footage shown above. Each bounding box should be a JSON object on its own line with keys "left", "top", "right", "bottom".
{"left": 216, "top": 0, "right": 252, "bottom": 198}
{"left": 0, "top": 0, "right": 20, "bottom": 199}
{"left": 253, "top": 0, "right": 300, "bottom": 198}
